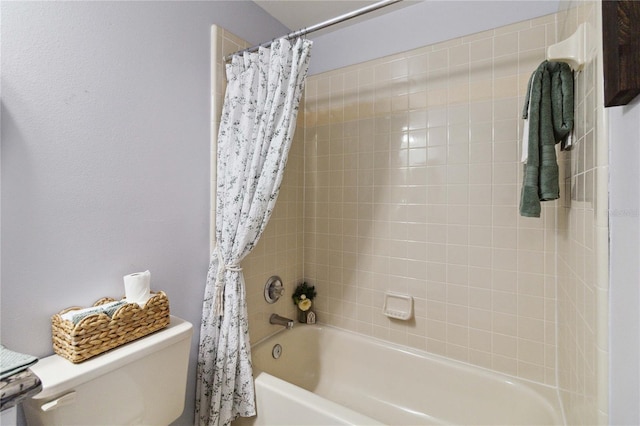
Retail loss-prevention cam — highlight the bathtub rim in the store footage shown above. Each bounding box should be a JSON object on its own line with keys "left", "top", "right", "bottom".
{"left": 251, "top": 322, "right": 566, "bottom": 425}
{"left": 252, "top": 371, "right": 385, "bottom": 425}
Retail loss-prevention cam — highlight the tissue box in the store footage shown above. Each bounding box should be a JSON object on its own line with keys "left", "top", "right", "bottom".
{"left": 51, "top": 291, "right": 170, "bottom": 363}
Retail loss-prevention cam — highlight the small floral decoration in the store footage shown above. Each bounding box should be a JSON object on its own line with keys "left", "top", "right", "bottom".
{"left": 292, "top": 282, "right": 316, "bottom": 312}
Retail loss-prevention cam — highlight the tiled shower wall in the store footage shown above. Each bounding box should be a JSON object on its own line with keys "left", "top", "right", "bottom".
{"left": 212, "top": 6, "right": 606, "bottom": 418}
{"left": 556, "top": 1, "right": 608, "bottom": 424}
{"left": 302, "top": 14, "right": 560, "bottom": 385}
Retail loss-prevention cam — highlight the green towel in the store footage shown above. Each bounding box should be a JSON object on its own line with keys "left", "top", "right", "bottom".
{"left": 520, "top": 61, "right": 574, "bottom": 217}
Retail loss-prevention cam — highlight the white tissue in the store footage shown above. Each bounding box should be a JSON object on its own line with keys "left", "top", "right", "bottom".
{"left": 123, "top": 270, "right": 151, "bottom": 306}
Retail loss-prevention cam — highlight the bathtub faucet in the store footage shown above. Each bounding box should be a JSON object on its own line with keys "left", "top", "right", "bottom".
{"left": 269, "top": 314, "right": 294, "bottom": 329}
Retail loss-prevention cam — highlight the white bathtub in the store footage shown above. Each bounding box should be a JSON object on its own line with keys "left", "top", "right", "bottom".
{"left": 235, "top": 324, "right": 564, "bottom": 426}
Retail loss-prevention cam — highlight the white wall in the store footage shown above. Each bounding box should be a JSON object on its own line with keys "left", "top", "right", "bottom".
{"left": 609, "top": 96, "right": 640, "bottom": 425}
{"left": 0, "top": 2, "right": 286, "bottom": 424}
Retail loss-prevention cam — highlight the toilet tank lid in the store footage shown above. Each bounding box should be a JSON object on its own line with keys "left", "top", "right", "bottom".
{"left": 29, "top": 316, "right": 193, "bottom": 399}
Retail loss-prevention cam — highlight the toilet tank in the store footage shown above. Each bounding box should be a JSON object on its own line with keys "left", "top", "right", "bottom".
{"left": 23, "top": 316, "right": 193, "bottom": 426}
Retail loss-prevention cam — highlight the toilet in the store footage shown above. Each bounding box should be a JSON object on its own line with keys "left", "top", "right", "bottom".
{"left": 23, "top": 316, "right": 193, "bottom": 425}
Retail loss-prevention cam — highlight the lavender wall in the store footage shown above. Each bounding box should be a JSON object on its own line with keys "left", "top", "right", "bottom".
{"left": 307, "top": 0, "right": 560, "bottom": 74}
{"left": 609, "top": 97, "right": 640, "bottom": 425}
{"left": 0, "top": 2, "right": 286, "bottom": 424}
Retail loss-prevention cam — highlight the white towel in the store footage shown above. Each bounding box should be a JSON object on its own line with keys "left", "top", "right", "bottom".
{"left": 562, "top": 127, "right": 574, "bottom": 151}
{"left": 60, "top": 300, "right": 128, "bottom": 324}
{"left": 521, "top": 115, "right": 530, "bottom": 163}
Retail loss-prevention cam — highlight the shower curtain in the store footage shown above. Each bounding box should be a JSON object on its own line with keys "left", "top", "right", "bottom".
{"left": 195, "top": 37, "right": 312, "bottom": 426}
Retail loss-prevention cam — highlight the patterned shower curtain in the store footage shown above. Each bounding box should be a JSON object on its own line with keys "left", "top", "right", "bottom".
{"left": 195, "top": 37, "right": 312, "bottom": 426}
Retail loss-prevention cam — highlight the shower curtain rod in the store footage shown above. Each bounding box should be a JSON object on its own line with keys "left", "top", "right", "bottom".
{"left": 224, "top": 0, "right": 403, "bottom": 62}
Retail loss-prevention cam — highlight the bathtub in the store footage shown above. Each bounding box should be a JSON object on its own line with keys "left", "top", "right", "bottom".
{"left": 234, "top": 324, "right": 564, "bottom": 426}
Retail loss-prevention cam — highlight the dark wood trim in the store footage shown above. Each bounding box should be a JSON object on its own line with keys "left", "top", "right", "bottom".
{"left": 603, "top": 0, "right": 640, "bottom": 107}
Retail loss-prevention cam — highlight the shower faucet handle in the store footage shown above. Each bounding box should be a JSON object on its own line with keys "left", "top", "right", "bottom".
{"left": 264, "top": 276, "right": 285, "bottom": 303}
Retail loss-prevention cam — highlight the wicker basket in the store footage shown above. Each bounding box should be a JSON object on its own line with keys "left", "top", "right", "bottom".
{"left": 52, "top": 291, "right": 170, "bottom": 363}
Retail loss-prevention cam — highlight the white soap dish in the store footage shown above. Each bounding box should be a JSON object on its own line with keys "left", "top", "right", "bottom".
{"left": 383, "top": 292, "right": 413, "bottom": 320}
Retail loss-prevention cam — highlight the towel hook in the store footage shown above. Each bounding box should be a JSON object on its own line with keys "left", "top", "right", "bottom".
{"left": 546, "top": 23, "right": 590, "bottom": 71}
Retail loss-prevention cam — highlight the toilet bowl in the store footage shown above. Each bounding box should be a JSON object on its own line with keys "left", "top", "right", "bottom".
{"left": 23, "top": 315, "right": 193, "bottom": 425}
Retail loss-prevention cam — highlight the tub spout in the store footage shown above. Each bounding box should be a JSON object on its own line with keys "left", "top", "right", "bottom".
{"left": 269, "top": 314, "right": 294, "bottom": 329}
